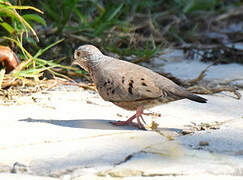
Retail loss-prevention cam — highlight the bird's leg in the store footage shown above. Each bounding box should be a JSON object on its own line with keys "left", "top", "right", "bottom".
{"left": 111, "top": 106, "right": 147, "bottom": 130}
{"left": 135, "top": 106, "right": 147, "bottom": 129}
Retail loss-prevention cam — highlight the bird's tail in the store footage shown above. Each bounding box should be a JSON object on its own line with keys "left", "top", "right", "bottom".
{"left": 184, "top": 93, "right": 207, "bottom": 103}
{"left": 170, "top": 87, "right": 207, "bottom": 103}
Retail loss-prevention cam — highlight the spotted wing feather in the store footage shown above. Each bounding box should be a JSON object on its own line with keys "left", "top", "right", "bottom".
{"left": 92, "top": 57, "right": 164, "bottom": 102}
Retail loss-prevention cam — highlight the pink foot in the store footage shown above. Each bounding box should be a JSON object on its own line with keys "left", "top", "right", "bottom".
{"left": 111, "top": 107, "right": 147, "bottom": 130}
{"left": 111, "top": 121, "right": 140, "bottom": 129}
{"left": 111, "top": 114, "right": 140, "bottom": 128}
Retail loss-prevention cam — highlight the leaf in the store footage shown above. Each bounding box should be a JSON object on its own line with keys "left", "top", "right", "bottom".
{"left": 93, "top": 4, "right": 123, "bottom": 35}
{"left": 22, "top": 14, "right": 46, "bottom": 26}
{"left": 39, "top": 1, "right": 60, "bottom": 23}
{"left": 15, "top": 66, "right": 56, "bottom": 77}
{"left": 0, "top": 45, "right": 19, "bottom": 73}
{"left": 0, "top": 7, "right": 39, "bottom": 41}
{"left": 183, "top": 0, "right": 217, "bottom": 13}
{"left": 107, "top": 3, "right": 123, "bottom": 21}
{"left": 0, "top": 22, "right": 15, "bottom": 34}
{"left": 5, "top": 5, "right": 43, "bottom": 14}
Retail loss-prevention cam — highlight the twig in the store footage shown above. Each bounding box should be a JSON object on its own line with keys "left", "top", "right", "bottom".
{"left": 186, "top": 63, "right": 214, "bottom": 84}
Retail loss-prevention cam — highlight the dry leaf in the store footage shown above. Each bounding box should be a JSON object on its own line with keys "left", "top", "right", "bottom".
{"left": 0, "top": 45, "right": 19, "bottom": 73}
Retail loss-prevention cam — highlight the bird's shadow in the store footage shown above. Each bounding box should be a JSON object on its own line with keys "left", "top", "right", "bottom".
{"left": 19, "top": 118, "right": 182, "bottom": 133}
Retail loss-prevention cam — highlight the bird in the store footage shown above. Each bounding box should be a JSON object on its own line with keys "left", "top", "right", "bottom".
{"left": 72, "top": 44, "right": 207, "bottom": 129}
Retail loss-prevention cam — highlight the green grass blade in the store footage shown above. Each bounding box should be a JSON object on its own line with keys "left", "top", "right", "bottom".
{"left": 15, "top": 66, "right": 57, "bottom": 77}
{"left": 107, "top": 3, "right": 124, "bottom": 21}
{"left": 35, "top": 58, "right": 76, "bottom": 70}
{"left": 3, "top": 36, "right": 32, "bottom": 59}
{"left": 22, "top": 14, "right": 47, "bottom": 26}
{"left": 34, "top": 39, "right": 64, "bottom": 58}
{"left": 40, "top": 1, "right": 60, "bottom": 23}
{"left": 0, "top": 21, "right": 15, "bottom": 34}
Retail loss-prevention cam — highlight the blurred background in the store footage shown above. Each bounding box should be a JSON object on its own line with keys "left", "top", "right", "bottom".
{"left": 0, "top": 0, "right": 242, "bottom": 86}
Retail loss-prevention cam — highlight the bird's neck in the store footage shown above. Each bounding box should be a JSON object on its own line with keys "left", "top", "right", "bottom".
{"left": 87, "top": 60, "right": 103, "bottom": 81}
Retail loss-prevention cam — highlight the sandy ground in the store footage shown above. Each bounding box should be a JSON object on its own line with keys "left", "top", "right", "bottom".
{"left": 1, "top": 51, "right": 243, "bottom": 179}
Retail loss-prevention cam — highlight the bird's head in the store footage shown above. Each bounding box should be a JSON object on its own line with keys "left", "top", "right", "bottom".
{"left": 72, "top": 44, "right": 103, "bottom": 72}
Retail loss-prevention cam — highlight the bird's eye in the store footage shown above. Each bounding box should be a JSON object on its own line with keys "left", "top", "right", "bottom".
{"left": 76, "top": 51, "right": 80, "bottom": 57}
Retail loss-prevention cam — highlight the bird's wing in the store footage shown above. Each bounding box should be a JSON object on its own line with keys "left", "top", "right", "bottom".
{"left": 94, "top": 59, "right": 164, "bottom": 102}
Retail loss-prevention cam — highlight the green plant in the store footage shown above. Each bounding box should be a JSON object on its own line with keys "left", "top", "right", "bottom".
{"left": 40, "top": 0, "right": 79, "bottom": 34}
{"left": 174, "top": 0, "right": 220, "bottom": 13}
{"left": 0, "top": 0, "right": 46, "bottom": 40}
{"left": 0, "top": 0, "right": 75, "bottom": 89}
{"left": 40, "top": 0, "right": 126, "bottom": 36}
{"left": 5, "top": 36, "right": 72, "bottom": 79}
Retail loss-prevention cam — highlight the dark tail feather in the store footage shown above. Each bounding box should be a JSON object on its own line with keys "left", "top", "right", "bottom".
{"left": 171, "top": 87, "right": 207, "bottom": 103}
{"left": 185, "top": 93, "right": 207, "bottom": 103}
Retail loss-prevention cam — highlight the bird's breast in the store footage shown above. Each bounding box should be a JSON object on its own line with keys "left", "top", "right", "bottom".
{"left": 111, "top": 98, "right": 163, "bottom": 111}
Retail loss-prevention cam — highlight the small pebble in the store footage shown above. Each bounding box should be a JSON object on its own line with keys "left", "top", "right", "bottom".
{"left": 199, "top": 141, "right": 209, "bottom": 146}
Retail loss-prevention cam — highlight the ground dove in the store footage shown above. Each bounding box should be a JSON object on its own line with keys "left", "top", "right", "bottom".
{"left": 72, "top": 45, "right": 207, "bottom": 129}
